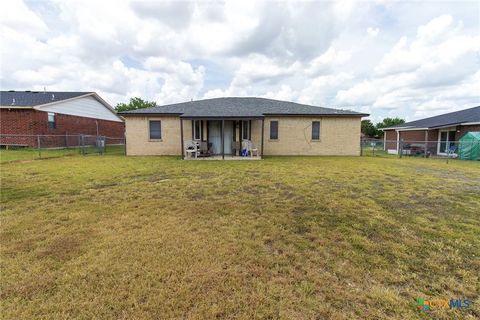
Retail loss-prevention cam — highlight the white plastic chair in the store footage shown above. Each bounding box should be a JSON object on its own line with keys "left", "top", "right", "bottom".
{"left": 243, "top": 140, "right": 259, "bottom": 157}
{"left": 185, "top": 140, "right": 199, "bottom": 159}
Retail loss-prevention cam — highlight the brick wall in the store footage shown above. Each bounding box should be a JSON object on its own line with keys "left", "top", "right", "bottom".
{"left": 1, "top": 109, "right": 124, "bottom": 147}
{"left": 456, "top": 125, "right": 480, "bottom": 139}
{"left": 262, "top": 116, "right": 361, "bottom": 156}
{"left": 384, "top": 130, "right": 397, "bottom": 150}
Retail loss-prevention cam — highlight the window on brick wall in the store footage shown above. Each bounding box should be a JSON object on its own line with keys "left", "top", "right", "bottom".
{"left": 311, "top": 121, "right": 320, "bottom": 140}
{"left": 48, "top": 112, "right": 56, "bottom": 129}
{"left": 149, "top": 120, "right": 161, "bottom": 139}
{"left": 270, "top": 121, "right": 278, "bottom": 140}
{"left": 193, "top": 120, "right": 202, "bottom": 140}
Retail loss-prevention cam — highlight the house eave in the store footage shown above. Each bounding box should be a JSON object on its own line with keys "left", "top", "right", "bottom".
{"left": 0, "top": 106, "right": 34, "bottom": 109}
{"left": 263, "top": 113, "right": 369, "bottom": 117}
{"left": 180, "top": 115, "right": 265, "bottom": 120}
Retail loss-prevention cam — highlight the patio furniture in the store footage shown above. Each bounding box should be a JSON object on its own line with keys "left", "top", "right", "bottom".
{"left": 185, "top": 140, "right": 199, "bottom": 158}
{"left": 243, "top": 140, "right": 259, "bottom": 157}
{"left": 198, "top": 141, "right": 213, "bottom": 157}
{"left": 232, "top": 141, "right": 241, "bottom": 156}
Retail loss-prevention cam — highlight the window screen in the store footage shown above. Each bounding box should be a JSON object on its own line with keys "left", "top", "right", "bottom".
{"left": 149, "top": 121, "right": 161, "bottom": 139}
{"left": 193, "top": 120, "right": 201, "bottom": 140}
{"left": 270, "top": 121, "right": 278, "bottom": 140}
{"left": 312, "top": 121, "right": 320, "bottom": 140}
{"left": 242, "top": 121, "right": 250, "bottom": 140}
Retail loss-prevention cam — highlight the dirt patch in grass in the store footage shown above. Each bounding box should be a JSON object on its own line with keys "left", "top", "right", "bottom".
{"left": 37, "top": 233, "right": 89, "bottom": 262}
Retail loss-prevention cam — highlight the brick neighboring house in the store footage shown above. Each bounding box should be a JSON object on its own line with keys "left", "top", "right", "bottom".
{"left": 382, "top": 106, "right": 480, "bottom": 155}
{"left": 0, "top": 91, "right": 124, "bottom": 147}
{"left": 120, "top": 97, "right": 368, "bottom": 158}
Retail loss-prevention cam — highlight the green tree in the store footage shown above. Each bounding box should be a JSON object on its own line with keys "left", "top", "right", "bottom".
{"left": 115, "top": 97, "right": 156, "bottom": 112}
{"left": 376, "top": 117, "right": 406, "bottom": 130}
{"left": 361, "top": 119, "right": 378, "bottom": 137}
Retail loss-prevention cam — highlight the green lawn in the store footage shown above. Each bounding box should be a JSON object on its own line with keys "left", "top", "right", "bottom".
{"left": 1, "top": 155, "right": 479, "bottom": 319}
{"left": 0, "top": 145, "right": 125, "bottom": 162}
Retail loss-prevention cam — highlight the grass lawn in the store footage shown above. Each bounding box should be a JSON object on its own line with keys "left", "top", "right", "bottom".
{"left": 1, "top": 155, "right": 479, "bottom": 319}
{"left": 0, "top": 145, "right": 125, "bottom": 163}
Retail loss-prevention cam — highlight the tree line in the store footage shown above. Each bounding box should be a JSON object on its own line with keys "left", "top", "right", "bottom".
{"left": 361, "top": 118, "right": 405, "bottom": 138}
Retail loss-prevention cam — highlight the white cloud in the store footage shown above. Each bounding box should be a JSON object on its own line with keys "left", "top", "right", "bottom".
{"left": 306, "top": 47, "right": 351, "bottom": 76}
{"left": 0, "top": 0, "right": 48, "bottom": 36}
{"left": 367, "top": 27, "right": 379, "bottom": 37}
{"left": 336, "top": 14, "right": 480, "bottom": 120}
{"left": 0, "top": 0, "right": 478, "bottom": 123}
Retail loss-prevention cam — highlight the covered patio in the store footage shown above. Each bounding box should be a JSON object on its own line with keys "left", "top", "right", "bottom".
{"left": 180, "top": 117, "right": 265, "bottom": 160}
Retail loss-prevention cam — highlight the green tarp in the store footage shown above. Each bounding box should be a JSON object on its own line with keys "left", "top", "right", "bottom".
{"left": 458, "top": 132, "right": 480, "bottom": 161}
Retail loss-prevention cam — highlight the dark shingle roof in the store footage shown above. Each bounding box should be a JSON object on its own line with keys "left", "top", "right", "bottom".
{"left": 120, "top": 97, "right": 367, "bottom": 118}
{"left": 0, "top": 91, "right": 92, "bottom": 107}
{"left": 383, "top": 106, "right": 480, "bottom": 130}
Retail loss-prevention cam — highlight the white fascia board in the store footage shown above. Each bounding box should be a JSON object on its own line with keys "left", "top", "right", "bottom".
{"left": 34, "top": 92, "right": 123, "bottom": 121}
{"left": 380, "top": 126, "right": 413, "bottom": 131}
{"left": 460, "top": 122, "right": 480, "bottom": 125}
{"left": 395, "top": 127, "right": 428, "bottom": 131}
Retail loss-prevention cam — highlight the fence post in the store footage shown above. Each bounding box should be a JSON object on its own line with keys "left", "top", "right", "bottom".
{"left": 399, "top": 139, "right": 403, "bottom": 158}
{"left": 80, "top": 135, "right": 84, "bottom": 155}
{"left": 360, "top": 139, "right": 363, "bottom": 156}
{"left": 37, "top": 135, "right": 41, "bottom": 158}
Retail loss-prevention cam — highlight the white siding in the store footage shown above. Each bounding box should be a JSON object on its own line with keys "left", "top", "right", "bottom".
{"left": 36, "top": 96, "right": 122, "bottom": 122}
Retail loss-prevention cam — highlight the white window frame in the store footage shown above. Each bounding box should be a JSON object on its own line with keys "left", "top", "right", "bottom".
{"left": 437, "top": 128, "right": 456, "bottom": 155}
{"left": 47, "top": 112, "right": 56, "bottom": 129}
{"left": 193, "top": 120, "right": 202, "bottom": 141}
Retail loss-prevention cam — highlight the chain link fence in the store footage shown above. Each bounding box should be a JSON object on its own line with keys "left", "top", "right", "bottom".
{"left": 1, "top": 134, "right": 125, "bottom": 162}
{"left": 361, "top": 138, "right": 480, "bottom": 161}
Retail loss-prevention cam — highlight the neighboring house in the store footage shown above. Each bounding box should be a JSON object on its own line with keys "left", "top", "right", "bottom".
{"left": 382, "top": 106, "right": 480, "bottom": 155}
{"left": 120, "top": 97, "right": 368, "bottom": 158}
{"left": 0, "top": 90, "right": 124, "bottom": 147}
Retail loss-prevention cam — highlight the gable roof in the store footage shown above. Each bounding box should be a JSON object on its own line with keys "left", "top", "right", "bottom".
{"left": 0, "top": 90, "right": 123, "bottom": 121}
{"left": 0, "top": 91, "right": 92, "bottom": 107}
{"left": 383, "top": 106, "right": 480, "bottom": 130}
{"left": 119, "top": 97, "right": 368, "bottom": 118}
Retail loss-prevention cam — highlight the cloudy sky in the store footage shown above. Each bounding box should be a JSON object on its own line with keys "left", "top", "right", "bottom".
{"left": 1, "top": 0, "right": 479, "bottom": 122}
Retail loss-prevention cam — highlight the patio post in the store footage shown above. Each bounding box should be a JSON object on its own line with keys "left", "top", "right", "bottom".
{"left": 261, "top": 118, "right": 264, "bottom": 159}
{"left": 180, "top": 118, "right": 184, "bottom": 160}
{"left": 221, "top": 119, "right": 225, "bottom": 160}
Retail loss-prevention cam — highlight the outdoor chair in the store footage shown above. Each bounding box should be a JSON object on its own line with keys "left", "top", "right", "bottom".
{"left": 198, "top": 141, "right": 212, "bottom": 157}
{"left": 243, "top": 140, "right": 259, "bottom": 157}
{"left": 232, "top": 141, "right": 241, "bottom": 156}
{"left": 185, "top": 140, "right": 199, "bottom": 158}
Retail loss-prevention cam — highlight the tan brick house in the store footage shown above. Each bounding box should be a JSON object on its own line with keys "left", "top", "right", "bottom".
{"left": 120, "top": 97, "right": 367, "bottom": 159}
{"left": 382, "top": 106, "right": 480, "bottom": 156}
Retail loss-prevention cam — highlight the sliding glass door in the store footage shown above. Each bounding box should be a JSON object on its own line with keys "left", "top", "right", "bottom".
{"left": 438, "top": 130, "right": 456, "bottom": 154}
{"left": 207, "top": 121, "right": 234, "bottom": 155}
